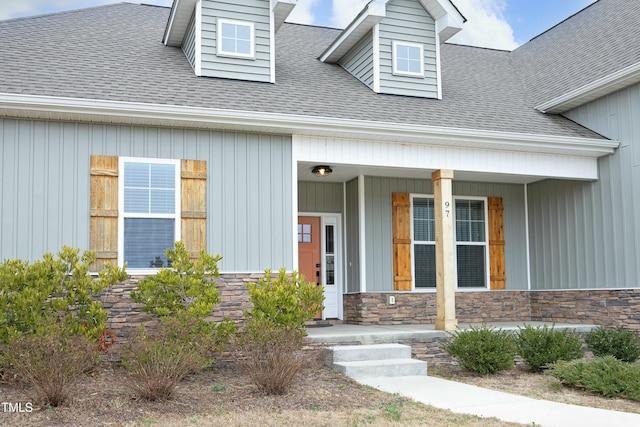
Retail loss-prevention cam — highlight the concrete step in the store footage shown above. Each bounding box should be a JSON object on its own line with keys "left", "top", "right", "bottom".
{"left": 333, "top": 358, "right": 428, "bottom": 380}
{"left": 330, "top": 343, "right": 411, "bottom": 363}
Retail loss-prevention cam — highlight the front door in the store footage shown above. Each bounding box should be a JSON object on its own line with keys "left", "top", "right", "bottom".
{"left": 298, "top": 216, "right": 321, "bottom": 318}
{"left": 297, "top": 215, "right": 341, "bottom": 319}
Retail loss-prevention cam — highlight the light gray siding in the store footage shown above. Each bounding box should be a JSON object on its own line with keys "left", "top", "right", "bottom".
{"left": 528, "top": 83, "right": 640, "bottom": 290}
{"left": 339, "top": 30, "right": 374, "bottom": 89}
{"left": 0, "top": 118, "right": 292, "bottom": 273}
{"left": 200, "top": 0, "right": 271, "bottom": 83}
{"left": 345, "top": 179, "right": 360, "bottom": 293}
{"left": 378, "top": 0, "right": 438, "bottom": 98}
{"left": 363, "top": 176, "right": 528, "bottom": 292}
{"left": 298, "top": 182, "right": 343, "bottom": 213}
{"left": 182, "top": 11, "right": 196, "bottom": 69}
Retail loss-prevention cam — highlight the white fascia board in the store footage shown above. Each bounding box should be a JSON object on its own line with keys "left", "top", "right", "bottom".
{"left": 163, "top": 0, "right": 198, "bottom": 47}
{"left": 536, "top": 62, "right": 640, "bottom": 114}
{"left": 319, "top": 2, "right": 386, "bottom": 63}
{"left": 0, "top": 93, "right": 619, "bottom": 158}
{"left": 273, "top": 0, "right": 296, "bottom": 32}
{"left": 420, "top": 0, "right": 464, "bottom": 42}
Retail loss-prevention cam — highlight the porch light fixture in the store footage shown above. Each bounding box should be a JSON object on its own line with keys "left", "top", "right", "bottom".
{"left": 312, "top": 165, "right": 332, "bottom": 177}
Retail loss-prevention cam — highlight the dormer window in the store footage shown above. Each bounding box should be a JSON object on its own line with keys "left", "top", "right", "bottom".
{"left": 392, "top": 41, "right": 424, "bottom": 77}
{"left": 217, "top": 18, "right": 254, "bottom": 59}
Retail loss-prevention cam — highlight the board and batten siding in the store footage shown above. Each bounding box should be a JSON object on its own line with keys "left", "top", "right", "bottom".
{"left": 345, "top": 178, "right": 360, "bottom": 293}
{"left": 528, "top": 83, "right": 640, "bottom": 290}
{"left": 0, "top": 118, "right": 292, "bottom": 273}
{"left": 200, "top": 0, "right": 271, "bottom": 83}
{"left": 378, "top": 0, "right": 438, "bottom": 98}
{"left": 182, "top": 10, "right": 197, "bottom": 69}
{"left": 339, "top": 30, "right": 375, "bottom": 89}
{"left": 298, "top": 182, "right": 344, "bottom": 214}
{"left": 363, "top": 176, "right": 528, "bottom": 292}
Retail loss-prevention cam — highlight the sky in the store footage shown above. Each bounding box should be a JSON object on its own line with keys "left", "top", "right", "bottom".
{"left": 0, "top": 0, "right": 597, "bottom": 50}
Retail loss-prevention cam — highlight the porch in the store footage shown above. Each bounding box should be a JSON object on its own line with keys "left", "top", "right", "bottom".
{"left": 304, "top": 321, "right": 597, "bottom": 365}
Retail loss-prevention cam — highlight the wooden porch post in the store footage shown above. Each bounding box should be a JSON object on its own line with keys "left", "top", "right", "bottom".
{"left": 432, "top": 169, "right": 458, "bottom": 331}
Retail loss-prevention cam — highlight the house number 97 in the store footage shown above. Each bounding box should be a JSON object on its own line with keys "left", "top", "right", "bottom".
{"left": 445, "top": 201, "right": 450, "bottom": 217}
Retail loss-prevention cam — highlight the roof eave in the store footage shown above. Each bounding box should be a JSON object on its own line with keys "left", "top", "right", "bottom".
{"left": 163, "top": 0, "right": 198, "bottom": 47}
{"left": 536, "top": 62, "right": 640, "bottom": 114}
{"left": 0, "top": 93, "right": 618, "bottom": 158}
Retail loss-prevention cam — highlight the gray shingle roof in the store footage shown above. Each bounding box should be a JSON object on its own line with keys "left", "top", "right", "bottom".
{"left": 0, "top": 1, "right": 625, "bottom": 140}
{"left": 513, "top": 0, "right": 640, "bottom": 107}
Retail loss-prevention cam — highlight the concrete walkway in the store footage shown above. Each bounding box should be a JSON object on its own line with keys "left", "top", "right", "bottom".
{"left": 307, "top": 323, "right": 640, "bottom": 426}
{"left": 358, "top": 375, "right": 640, "bottom": 427}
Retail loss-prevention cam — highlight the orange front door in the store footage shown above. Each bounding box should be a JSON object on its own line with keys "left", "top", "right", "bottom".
{"left": 298, "top": 216, "right": 322, "bottom": 318}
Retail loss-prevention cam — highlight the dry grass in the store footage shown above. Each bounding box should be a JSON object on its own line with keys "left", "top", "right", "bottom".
{"left": 0, "top": 359, "right": 521, "bottom": 427}
{"left": 431, "top": 363, "right": 640, "bottom": 415}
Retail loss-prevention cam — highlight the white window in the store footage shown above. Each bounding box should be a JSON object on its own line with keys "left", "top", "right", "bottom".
{"left": 118, "top": 158, "right": 181, "bottom": 270}
{"left": 411, "top": 195, "right": 488, "bottom": 289}
{"left": 392, "top": 41, "right": 424, "bottom": 77}
{"left": 217, "top": 18, "right": 255, "bottom": 58}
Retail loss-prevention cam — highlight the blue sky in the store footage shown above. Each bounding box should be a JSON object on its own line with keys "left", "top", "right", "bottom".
{"left": 0, "top": 0, "right": 597, "bottom": 50}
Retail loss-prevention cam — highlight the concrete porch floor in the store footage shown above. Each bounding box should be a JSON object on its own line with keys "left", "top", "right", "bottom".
{"left": 305, "top": 321, "right": 597, "bottom": 344}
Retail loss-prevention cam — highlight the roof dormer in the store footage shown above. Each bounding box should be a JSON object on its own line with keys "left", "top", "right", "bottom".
{"left": 163, "top": 0, "right": 296, "bottom": 83}
{"left": 320, "top": 0, "right": 464, "bottom": 99}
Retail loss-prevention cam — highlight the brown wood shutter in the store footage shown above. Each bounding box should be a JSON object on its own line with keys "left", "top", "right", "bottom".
{"left": 392, "top": 192, "right": 412, "bottom": 290}
{"left": 181, "top": 159, "right": 207, "bottom": 259}
{"left": 488, "top": 196, "right": 506, "bottom": 290}
{"left": 90, "top": 155, "right": 119, "bottom": 270}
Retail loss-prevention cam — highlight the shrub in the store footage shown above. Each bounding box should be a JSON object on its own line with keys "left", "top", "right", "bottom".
{"left": 548, "top": 356, "right": 640, "bottom": 401}
{"left": 585, "top": 326, "right": 640, "bottom": 362}
{"left": 441, "top": 324, "right": 517, "bottom": 374}
{"left": 122, "top": 327, "right": 211, "bottom": 401}
{"left": 125, "top": 243, "right": 235, "bottom": 400}
{"left": 245, "top": 268, "right": 325, "bottom": 331}
{"left": 235, "top": 317, "right": 310, "bottom": 395}
{"left": 516, "top": 324, "right": 584, "bottom": 372}
{"left": 0, "top": 246, "right": 127, "bottom": 343}
{"left": 1, "top": 332, "right": 100, "bottom": 406}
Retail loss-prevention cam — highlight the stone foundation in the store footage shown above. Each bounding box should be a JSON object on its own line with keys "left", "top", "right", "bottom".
{"left": 102, "top": 273, "right": 260, "bottom": 357}
{"left": 344, "top": 289, "right": 640, "bottom": 330}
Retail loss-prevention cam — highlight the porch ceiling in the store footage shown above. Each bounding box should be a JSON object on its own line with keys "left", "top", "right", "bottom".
{"left": 298, "top": 162, "right": 548, "bottom": 185}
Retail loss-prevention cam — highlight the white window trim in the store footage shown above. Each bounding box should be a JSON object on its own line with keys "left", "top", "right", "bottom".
{"left": 217, "top": 18, "right": 255, "bottom": 59}
{"left": 409, "top": 194, "right": 490, "bottom": 291}
{"left": 453, "top": 196, "right": 490, "bottom": 291}
{"left": 117, "top": 157, "right": 181, "bottom": 274}
{"left": 392, "top": 41, "right": 424, "bottom": 78}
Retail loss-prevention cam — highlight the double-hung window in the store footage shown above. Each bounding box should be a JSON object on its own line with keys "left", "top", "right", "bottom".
{"left": 119, "top": 158, "right": 181, "bottom": 269}
{"left": 411, "top": 196, "right": 488, "bottom": 289}
{"left": 392, "top": 41, "right": 424, "bottom": 77}
{"left": 455, "top": 198, "right": 489, "bottom": 288}
{"left": 217, "top": 18, "right": 255, "bottom": 58}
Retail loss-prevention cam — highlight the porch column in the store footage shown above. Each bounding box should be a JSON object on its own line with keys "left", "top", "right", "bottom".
{"left": 432, "top": 169, "right": 458, "bottom": 331}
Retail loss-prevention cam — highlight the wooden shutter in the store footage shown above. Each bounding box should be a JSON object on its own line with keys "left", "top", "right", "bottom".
{"left": 392, "top": 192, "right": 412, "bottom": 290}
{"left": 181, "top": 159, "right": 207, "bottom": 259}
{"left": 488, "top": 196, "right": 506, "bottom": 290}
{"left": 90, "top": 155, "right": 119, "bottom": 270}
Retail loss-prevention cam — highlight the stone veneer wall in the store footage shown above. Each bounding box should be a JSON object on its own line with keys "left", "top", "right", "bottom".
{"left": 344, "top": 291, "right": 532, "bottom": 325}
{"left": 344, "top": 289, "right": 640, "bottom": 330}
{"left": 530, "top": 289, "right": 640, "bottom": 330}
{"left": 102, "top": 273, "right": 259, "bottom": 356}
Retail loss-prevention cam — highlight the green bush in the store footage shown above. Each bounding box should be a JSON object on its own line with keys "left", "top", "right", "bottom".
{"left": 441, "top": 324, "right": 517, "bottom": 374}
{"left": 585, "top": 326, "right": 640, "bottom": 362}
{"left": 131, "top": 241, "right": 235, "bottom": 352}
{"left": 245, "top": 268, "right": 325, "bottom": 332}
{"left": 235, "top": 317, "right": 310, "bottom": 395}
{"left": 516, "top": 324, "right": 584, "bottom": 372}
{"left": 548, "top": 356, "right": 640, "bottom": 401}
{"left": 1, "top": 332, "right": 100, "bottom": 406}
{"left": 0, "top": 246, "right": 127, "bottom": 343}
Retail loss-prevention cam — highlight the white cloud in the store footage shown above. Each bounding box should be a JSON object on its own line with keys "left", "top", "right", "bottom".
{"left": 287, "top": 0, "right": 321, "bottom": 25}
{"left": 330, "top": 0, "right": 368, "bottom": 29}
{"left": 447, "top": 0, "right": 518, "bottom": 50}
